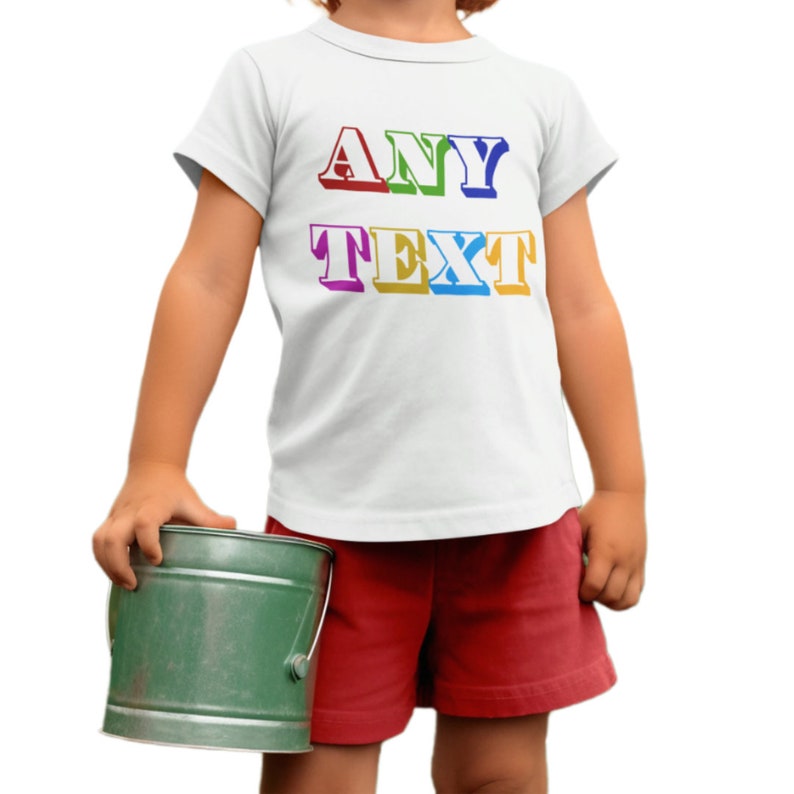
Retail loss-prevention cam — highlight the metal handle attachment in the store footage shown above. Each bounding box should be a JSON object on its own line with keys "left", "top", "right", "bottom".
{"left": 290, "top": 561, "right": 334, "bottom": 681}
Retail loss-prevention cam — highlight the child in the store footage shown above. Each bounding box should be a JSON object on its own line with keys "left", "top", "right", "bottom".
{"left": 93, "top": 0, "right": 647, "bottom": 791}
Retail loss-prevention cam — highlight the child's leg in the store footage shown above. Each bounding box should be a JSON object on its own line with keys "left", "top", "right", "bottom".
{"left": 260, "top": 743, "right": 382, "bottom": 794}
{"left": 431, "top": 713, "right": 549, "bottom": 794}
{"left": 422, "top": 509, "right": 615, "bottom": 793}
{"left": 260, "top": 517, "right": 436, "bottom": 791}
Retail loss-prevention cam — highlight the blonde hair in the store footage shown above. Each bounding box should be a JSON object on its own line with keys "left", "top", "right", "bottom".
{"left": 309, "top": 1, "right": 499, "bottom": 18}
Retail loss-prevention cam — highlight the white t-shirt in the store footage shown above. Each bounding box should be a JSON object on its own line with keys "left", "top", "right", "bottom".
{"left": 174, "top": 16, "right": 618, "bottom": 542}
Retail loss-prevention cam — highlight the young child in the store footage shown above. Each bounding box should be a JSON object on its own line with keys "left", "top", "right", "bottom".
{"left": 93, "top": 0, "right": 646, "bottom": 791}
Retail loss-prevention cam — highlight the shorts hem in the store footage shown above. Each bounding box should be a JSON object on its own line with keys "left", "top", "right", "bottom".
{"left": 309, "top": 708, "right": 413, "bottom": 746}
{"left": 428, "top": 654, "right": 617, "bottom": 717}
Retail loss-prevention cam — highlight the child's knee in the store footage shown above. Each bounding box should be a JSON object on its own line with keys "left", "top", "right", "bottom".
{"left": 433, "top": 764, "right": 548, "bottom": 794}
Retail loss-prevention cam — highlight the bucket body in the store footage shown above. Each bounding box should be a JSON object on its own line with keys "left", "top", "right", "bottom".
{"left": 102, "top": 525, "right": 333, "bottom": 752}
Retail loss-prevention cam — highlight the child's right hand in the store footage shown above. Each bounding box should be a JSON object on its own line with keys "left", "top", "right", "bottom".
{"left": 92, "top": 461, "right": 236, "bottom": 590}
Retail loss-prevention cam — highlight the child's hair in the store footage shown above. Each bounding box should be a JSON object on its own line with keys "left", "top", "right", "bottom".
{"left": 309, "top": 0, "right": 500, "bottom": 18}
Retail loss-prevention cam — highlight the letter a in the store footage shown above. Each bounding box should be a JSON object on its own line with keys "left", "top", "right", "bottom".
{"left": 318, "top": 127, "right": 389, "bottom": 193}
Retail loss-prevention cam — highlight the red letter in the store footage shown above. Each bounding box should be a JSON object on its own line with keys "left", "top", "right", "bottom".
{"left": 318, "top": 127, "right": 389, "bottom": 193}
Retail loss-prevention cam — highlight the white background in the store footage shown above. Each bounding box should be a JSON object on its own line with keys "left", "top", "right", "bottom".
{"left": 2, "top": 0, "right": 792, "bottom": 791}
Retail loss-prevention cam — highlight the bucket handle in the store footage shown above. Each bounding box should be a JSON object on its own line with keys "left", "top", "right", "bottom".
{"left": 290, "top": 560, "right": 334, "bottom": 681}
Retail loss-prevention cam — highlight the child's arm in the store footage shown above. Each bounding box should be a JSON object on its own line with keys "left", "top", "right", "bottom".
{"left": 93, "top": 169, "right": 263, "bottom": 590}
{"left": 544, "top": 186, "right": 647, "bottom": 611}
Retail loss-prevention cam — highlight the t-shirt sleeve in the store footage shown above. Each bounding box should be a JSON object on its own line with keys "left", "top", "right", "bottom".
{"left": 173, "top": 48, "right": 274, "bottom": 219}
{"left": 538, "top": 72, "right": 618, "bottom": 217}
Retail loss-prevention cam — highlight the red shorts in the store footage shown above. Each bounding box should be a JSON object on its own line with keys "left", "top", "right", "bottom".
{"left": 265, "top": 508, "right": 616, "bottom": 745}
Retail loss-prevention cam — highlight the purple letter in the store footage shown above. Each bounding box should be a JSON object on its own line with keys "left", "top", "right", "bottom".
{"left": 310, "top": 224, "right": 371, "bottom": 292}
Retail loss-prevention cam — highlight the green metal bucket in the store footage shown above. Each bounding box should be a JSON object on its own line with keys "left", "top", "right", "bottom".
{"left": 102, "top": 525, "right": 333, "bottom": 752}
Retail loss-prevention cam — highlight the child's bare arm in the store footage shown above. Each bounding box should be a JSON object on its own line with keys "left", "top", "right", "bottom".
{"left": 93, "top": 169, "right": 263, "bottom": 589}
{"left": 544, "top": 187, "right": 646, "bottom": 611}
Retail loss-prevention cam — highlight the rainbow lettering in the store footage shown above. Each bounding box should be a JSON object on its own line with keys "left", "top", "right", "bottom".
{"left": 318, "top": 126, "right": 509, "bottom": 199}
{"left": 309, "top": 224, "right": 536, "bottom": 296}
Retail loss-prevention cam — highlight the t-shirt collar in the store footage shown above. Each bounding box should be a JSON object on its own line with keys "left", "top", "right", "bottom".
{"left": 307, "top": 16, "right": 497, "bottom": 63}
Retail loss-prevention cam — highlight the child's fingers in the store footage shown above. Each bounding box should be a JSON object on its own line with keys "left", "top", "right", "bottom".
{"left": 93, "top": 518, "right": 138, "bottom": 591}
{"left": 580, "top": 554, "right": 642, "bottom": 610}
{"left": 92, "top": 475, "right": 235, "bottom": 592}
{"left": 132, "top": 511, "right": 164, "bottom": 567}
{"left": 174, "top": 496, "right": 237, "bottom": 531}
{"left": 611, "top": 574, "right": 643, "bottom": 611}
{"left": 578, "top": 552, "right": 613, "bottom": 603}
{"left": 596, "top": 566, "right": 631, "bottom": 609}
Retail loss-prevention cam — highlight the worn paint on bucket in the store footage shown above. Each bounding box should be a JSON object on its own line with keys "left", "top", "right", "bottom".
{"left": 102, "top": 525, "right": 333, "bottom": 753}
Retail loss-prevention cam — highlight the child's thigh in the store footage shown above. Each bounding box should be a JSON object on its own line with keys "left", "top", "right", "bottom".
{"left": 431, "top": 713, "right": 549, "bottom": 794}
{"left": 260, "top": 742, "right": 382, "bottom": 794}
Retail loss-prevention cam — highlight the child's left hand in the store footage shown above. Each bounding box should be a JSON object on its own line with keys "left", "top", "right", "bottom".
{"left": 578, "top": 490, "right": 646, "bottom": 610}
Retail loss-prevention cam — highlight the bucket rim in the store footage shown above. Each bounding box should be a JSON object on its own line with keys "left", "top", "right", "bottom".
{"left": 159, "top": 524, "right": 334, "bottom": 557}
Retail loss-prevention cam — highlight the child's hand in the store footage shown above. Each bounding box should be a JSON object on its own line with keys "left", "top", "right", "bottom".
{"left": 92, "top": 462, "right": 236, "bottom": 591}
{"left": 578, "top": 490, "right": 646, "bottom": 610}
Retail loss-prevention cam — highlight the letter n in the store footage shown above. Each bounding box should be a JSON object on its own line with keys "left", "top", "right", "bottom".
{"left": 384, "top": 131, "right": 452, "bottom": 196}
